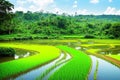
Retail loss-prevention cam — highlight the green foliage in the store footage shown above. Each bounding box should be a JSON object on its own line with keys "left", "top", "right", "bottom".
{"left": 0, "top": 7, "right": 120, "bottom": 39}
{"left": 49, "top": 46, "right": 91, "bottom": 80}
{"left": 0, "top": 47, "right": 15, "bottom": 57}
{"left": 84, "top": 34, "right": 95, "bottom": 39}
{"left": 0, "top": 0, "right": 14, "bottom": 34}
{"left": 109, "top": 23, "right": 120, "bottom": 39}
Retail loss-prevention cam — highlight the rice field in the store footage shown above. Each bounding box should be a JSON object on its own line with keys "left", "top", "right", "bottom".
{"left": 0, "top": 39, "right": 120, "bottom": 80}
{"left": 49, "top": 46, "right": 91, "bottom": 80}
{"left": 108, "top": 55, "right": 120, "bottom": 61}
{"left": 0, "top": 43, "right": 60, "bottom": 79}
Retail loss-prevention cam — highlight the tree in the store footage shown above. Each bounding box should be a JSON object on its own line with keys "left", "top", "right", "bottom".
{"left": 0, "top": 0, "right": 14, "bottom": 23}
{"left": 109, "top": 23, "right": 120, "bottom": 38}
{"left": 0, "top": 0, "right": 14, "bottom": 34}
{"left": 56, "top": 17, "right": 68, "bottom": 29}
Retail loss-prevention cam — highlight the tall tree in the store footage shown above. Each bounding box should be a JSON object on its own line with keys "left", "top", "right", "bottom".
{"left": 0, "top": 0, "right": 14, "bottom": 24}
{"left": 0, "top": 0, "right": 14, "bottom": 34}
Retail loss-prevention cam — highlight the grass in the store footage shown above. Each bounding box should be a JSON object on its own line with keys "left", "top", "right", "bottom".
{"left": 0, "top": 43, "right": 60, "bottom": 79}
{"left": 107, "top": 55, "right": 120, "bottom": 61}
{"left": 49, "top": 46, "right": 91, "bottom": 80}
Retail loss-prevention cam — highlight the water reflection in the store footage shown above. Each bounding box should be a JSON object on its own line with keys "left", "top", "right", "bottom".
{"left": 11, "top": 53, "right": 71, "bottom": 80}
{"left": 14, "top": 54, "right": 19, "bottom": 59}
{"left": 0, "top": 49, "right": 37, "bottom": 63}
{"left": 89, "top": 55, "right": 120, "bottom": 80}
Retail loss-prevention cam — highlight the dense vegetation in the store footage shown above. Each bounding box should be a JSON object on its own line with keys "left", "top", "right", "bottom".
{"left": 0, "top": 47, "right": 15, "bottom": 57}
{"left": 49, "top": 46, "right": 91, "bottom": 80}
{"left": 0, "top": 0, "right": 120, "bottom": 40}
{"left": 0, "top": 0, "right": 14, "bottom": 33}
{"left": 1, "top": 11, "right": 120, "bottom": 39}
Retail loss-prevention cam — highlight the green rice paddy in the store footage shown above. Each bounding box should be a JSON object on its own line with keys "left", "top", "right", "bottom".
{"left": 0, "top": 43, "right": 60, "bottom": 79}
{"left": 49, "top": 46, "right": 91, "bottom": 80}
{"left": 0, "top": 39, "right": 120, "bottom": 80}
{"left": 108, "top": 55, "right": 120, "bottom": 61}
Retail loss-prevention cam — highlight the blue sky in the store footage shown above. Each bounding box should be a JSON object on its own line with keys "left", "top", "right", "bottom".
{"left": 8, "top": 0, "right": 120, "bottom": 15}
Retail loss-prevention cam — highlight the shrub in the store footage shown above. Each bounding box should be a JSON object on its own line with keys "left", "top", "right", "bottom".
{"left": 0, "top": 47, "right": 15, "bottom": 57}
{"left": 84, "top": 34, "right": 95, "bottom": 39}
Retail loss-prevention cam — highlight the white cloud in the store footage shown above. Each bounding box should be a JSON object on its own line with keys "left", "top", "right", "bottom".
{"left": 26, "top": 0, "right": 54, "bottom": 9}
{"left": 74, "top": 1, "right": 78, "bottom": 4}
{"left": 77, "top": 9, "right": 88, "bottom": 15}
{"left": 104, "top": 7, "right": 120, "bottom": 15}
{"left": 90, "top": 0, "right": 99, "bottom": 4}
{"left": 16, "top": 0, "right": 26, "bottom": 6}
{"left": 51, "top": 7, "right": 64, "bottom": 14}
{"left": 13, "top": 7, "right": 27, "bottom": 12}
{"left": 75, "top": 9, "right": 103, "bottom": 15}
{"left": 108, "top": 0, "right": 112, "bottom": 2}
{"left": 14, "top": 0, "right": 54, "bottom": 12}
{"left": 73, "top": 4, "right": 77, "bottom": 8}
{"left": 73, "top": 0, "right": 78, "bottom": 8}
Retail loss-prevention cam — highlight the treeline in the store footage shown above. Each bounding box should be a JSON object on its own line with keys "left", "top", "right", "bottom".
{"left": 1, "top": 11, "right": 120, "bottom": 39}
{"left": 0, "top": 0, "right": 120, "bottom": 39}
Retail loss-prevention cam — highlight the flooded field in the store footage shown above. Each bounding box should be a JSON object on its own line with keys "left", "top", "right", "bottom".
{"left": 0, "top": 39, "right": 120, "bottom": 80}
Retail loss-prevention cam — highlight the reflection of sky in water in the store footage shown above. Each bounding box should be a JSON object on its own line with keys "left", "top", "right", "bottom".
{"left": 98, "top": 57, "right": 120, "bottom": 80}
{"left": 88, "top": 56, "right": 97, "bottom": 80}
{"left": 14, "top": 52, "right": 30, "bottom": 59}
{"left": 11, "top": 53, "right": 64, "bottom": 80}
{"left": 12, "top": 53, "right": 71, "bottom": 80}
{"left": 89, "top": 56, "right": 120, "bottom": 80}
{"left": 42, "top": 53, "right": 71, "bottom": 80}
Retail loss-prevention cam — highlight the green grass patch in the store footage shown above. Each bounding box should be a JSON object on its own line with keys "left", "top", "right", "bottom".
{"left": 107, "top": 55, "right": 120, "bottom": 61}
{"left": 0, "top": 43, "right": 60, "bottom": 79}
{"left": 49, "top": 46, "right": 91, "bottom": 80}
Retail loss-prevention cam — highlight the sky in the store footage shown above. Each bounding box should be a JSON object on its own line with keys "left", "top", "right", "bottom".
{"left": 8, "top": 0, "right": 120, "bottom": 15}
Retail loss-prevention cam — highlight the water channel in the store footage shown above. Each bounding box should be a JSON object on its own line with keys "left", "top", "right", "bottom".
{"left": 89, "top": 55, "right": 120, "bottom": 80}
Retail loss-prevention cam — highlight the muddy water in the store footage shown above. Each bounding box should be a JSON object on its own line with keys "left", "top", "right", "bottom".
{"left": 10, "top": 53, "right": 67, "bottom": 80}
{"left": 88, "top": 55, "right": 120, "bottom": 80}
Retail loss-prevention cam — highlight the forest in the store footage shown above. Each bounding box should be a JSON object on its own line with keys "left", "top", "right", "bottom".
{"left": 0, "top": 0, "right": 120, "bottom": 40}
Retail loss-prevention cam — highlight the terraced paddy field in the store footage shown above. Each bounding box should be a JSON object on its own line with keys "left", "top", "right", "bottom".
{"left": 0, "top": 39, "right": 120, "bottom": 80}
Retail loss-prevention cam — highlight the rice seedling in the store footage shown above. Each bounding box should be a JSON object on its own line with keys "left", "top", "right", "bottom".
{"left": 94, "top": 60, "right": 99, "bottom": 80}
{"left": 49, "top": 46, "right": 91, "bottom": 80}
{"left": 107, "top": 55, "right": 120, "bottom": 61}
{"left": 0, "top": 43, "right": 60, "bottom": 79}
{"left": 36, "top": 52, "right": 71, "bottom": 80}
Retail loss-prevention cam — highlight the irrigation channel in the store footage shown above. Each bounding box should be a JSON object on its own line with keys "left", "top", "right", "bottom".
{"left": 88, "top": 55, "right": 120, "bottom": 80}
{"left": 9, "top": 52, "right": 71, "bottom": 80}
